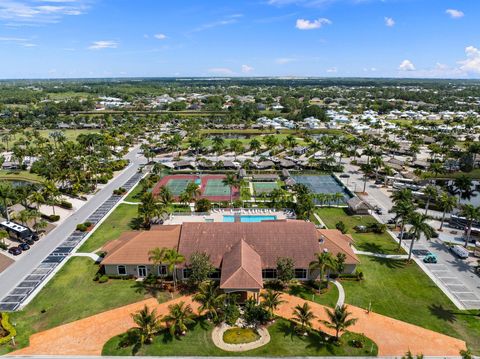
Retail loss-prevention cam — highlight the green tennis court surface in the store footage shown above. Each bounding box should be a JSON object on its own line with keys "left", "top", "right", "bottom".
{"left": 203, "top": 179, "right": 231, "bottom": 196}
{"left": 165, "top": 179, "right": 193, "bottom": 195}
{"left": 252, "top": 182, "right": 279, "bottom": 194}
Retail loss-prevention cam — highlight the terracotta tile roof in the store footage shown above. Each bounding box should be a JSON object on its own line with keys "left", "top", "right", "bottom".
{"left": 101, "top": 225, "right": 181, "bottom": 265}
{"left": 317, "top": 229, "right": 360, "bottom": 264}
{"left": 220, "top": 239, "right": 263, "bottom": 290}
{"left": 178, "top": 220, "right": 320, "bottom": 268}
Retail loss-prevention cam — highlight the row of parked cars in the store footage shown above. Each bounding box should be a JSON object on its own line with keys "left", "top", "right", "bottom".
{"left": 1, "top": 220, "right": 40, "bottom": 256}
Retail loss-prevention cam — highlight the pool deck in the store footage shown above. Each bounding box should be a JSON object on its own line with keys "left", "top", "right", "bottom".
{"left": 164, "top": 209, "right": 290, "bottom": 225}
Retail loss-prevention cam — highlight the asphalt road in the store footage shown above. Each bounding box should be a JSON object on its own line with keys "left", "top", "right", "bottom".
{"left": 0, "top": 146, "right": 145, "bottom": 300}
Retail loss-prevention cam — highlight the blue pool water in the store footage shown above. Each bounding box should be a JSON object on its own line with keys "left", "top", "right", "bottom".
{"left": 223, "top": 215, "right": 277, "bottom": 223}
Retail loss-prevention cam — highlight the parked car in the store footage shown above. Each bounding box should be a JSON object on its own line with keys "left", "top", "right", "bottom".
{"left": 374, "top": 207, "right": 383, "bottom": 215}
{"left": 24, "top": 238, "right": 35, "bottom": 245}
{"left": 387, "top": 218, "right": 397, "bottom": 225}
{"left": 339, "top": 174, "right": 350, "bottom": 178}
{"left": 450, "top": 245, "right": 469, "bottom": 259}
{"left": 8, "top": 247, "right": 22, "bottom": 255}
{"left": 18, "top": 242, "right": 30, "bottom": 251}
{"left": 398, "top": 232, "right": 415, "bottom": 240}
{"left": 374, "top": 179, "right": 383, "bottom": 185}
{"left": 423, "top": 253, "right": 438, "bottom": 264}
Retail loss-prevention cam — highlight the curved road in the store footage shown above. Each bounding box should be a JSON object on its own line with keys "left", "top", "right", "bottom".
{"left": 0, "top": 146, "right": 145, "bottom": 301}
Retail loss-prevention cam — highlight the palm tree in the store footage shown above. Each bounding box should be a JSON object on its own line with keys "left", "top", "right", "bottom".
{"left": 138, "top": 192, "right": 168, "bottom": 228}
{"left": 249, "top": 138, "right": 261, "bottom": 155}
{"left": 291, "top": 302, "right": 316, "bottom": 334}
{"left": 392, "top": 188, "right": 413, "bottom": 205}
{"left": 28, "top": 191, "right": 45, "bottom": 211}
{"left": 423, "top": 184, "right": 438, "bottom": 216}
{"left": 162, "top": 301, "right": 195, "bottom": 337}
{"left": 459, "top": 204, "right": 480, "bottom": 247}
{"left": 392, "top": 200, "right": 415, "bottom": 250}
{"left": 0, "top": 181, "right": 15, "bottom": 221}
{"left": 0, "top": 229, "right": 8, "bottom": 247}
{"left": 322, "top": 305, "right": 358, "bottom": 341}
{"left": 157, "top": 186, "right": 173, "bottom": 206}
{"left": 185, "top": 182, "right": 201, "bottom": 203}
{"left": 309, "top": 252, "right": 336, "bottom": 293}
{"left": 193, "top": 280, "right": 226, "bottom": 322}
{"left": 162, "top": 248, "right": 185, "bottom": 292}
{"left": 42, "top": 180, "right": 60, "bottom": 216}
{"left": 438, "top": 193, "right": 457, "bottom": 231}
{"left": 148, "top": 247, "right": 167, "bottom": 277}
{"left": 260, "top": 289, "right": 285, "bottom": 319}
{"left": 222, "top": 173, "right": 238, "bottom": 205}
{"left": 407, "top": 213, "right": 435, "bottom": 260}
{"left": 131, "top": 305, "right": 161, "bottom": 345}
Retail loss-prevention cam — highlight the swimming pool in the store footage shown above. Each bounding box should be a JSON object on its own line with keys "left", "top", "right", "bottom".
{"left": 223, "top": 215, "right": 277, "bottom": 223}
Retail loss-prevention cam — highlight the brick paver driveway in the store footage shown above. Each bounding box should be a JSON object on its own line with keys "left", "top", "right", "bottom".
{"left": 11, "top": 295, "right": 198, "bottom": 356}
{"left": 276, "top": 294, "right": 466, "bottom": 356}
{"left": 11, "top": 293, "right": 466, "bottom": 356}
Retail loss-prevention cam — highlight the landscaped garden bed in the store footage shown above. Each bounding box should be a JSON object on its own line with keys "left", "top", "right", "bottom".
{"left": 222, "top": 327, "right": 260, "bottom": 344}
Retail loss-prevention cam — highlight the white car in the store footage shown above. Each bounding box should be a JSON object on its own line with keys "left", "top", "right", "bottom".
{"left": 451, "top": 245, "right": 469, "bottom": 259}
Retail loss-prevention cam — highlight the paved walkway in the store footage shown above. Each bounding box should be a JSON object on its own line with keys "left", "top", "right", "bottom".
{"left": 330, "top": 280, "right": 345, "bottom": 307}
{"left": 211, "top": 323, "right": 270, "bottom": 352}
{"left": 11, "top": 295, "right": 198, "bottom": 356}
{"left": 275, "top": 293, "right": 466, "bottom": 356}
{"left": 71, "top": 252, "right": 101, "bottom": 262}
{"left": 354, "top": 249, "right": 409, "bottom": 260}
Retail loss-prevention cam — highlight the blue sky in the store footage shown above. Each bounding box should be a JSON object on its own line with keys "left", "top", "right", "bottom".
{"left": 0, "top": 0, "right": 479, "bottom": 79}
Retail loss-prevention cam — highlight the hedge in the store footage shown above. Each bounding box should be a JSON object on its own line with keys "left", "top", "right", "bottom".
{"left": 0, "top": 312, "right": 17, "bottom": 345}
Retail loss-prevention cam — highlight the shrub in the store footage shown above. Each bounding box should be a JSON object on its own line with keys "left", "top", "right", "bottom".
{"left": 42, "top": 214, "right": 60, "bottom": 222}
{"left": 0, "top": 242, "right": 8, "bottom": 250}
{"left": 0, "top": 312, "right": 17, "bottom": 345}
{"left": 335, "top": 221, "right": 347, "bottom": 234}
{"left": 59, "top": 200, "right": 73, "bottom": 209}
{"left": 76, "top": 223, "right": 88, "bottom": 232}
{"left": 98, "top": 275, "right": 109, "bottom": 283}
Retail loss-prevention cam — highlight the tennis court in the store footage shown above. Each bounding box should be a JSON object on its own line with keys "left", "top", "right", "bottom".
{"left": 291, "top": 175, "right": 352, "bottom": 204}
{"left": 165, "top": 178, "right": 193, "bottom": 196}
{"left": 203, "top": 179, "right": 231, "bottom": 197}
{"left": 252, "top": 182, "right": 279, "bottom": 195}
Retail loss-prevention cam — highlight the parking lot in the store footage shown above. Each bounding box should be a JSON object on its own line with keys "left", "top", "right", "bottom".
{"left": 0, "top": 171, "right": 144, "bottom": 312}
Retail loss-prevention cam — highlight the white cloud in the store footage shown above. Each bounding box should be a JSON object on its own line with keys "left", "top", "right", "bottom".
{"left": 154, "top": 33, "right": 167, "bottom": 40}
{"left": 88, "top": 40, "right": 118, "bottom": 50}
{"left": 384, "top": 17, "right": 395, "bottom": 27}
{"left": 446, "top": 9, "right": 464, "bottom": 19}
{"left": 275, "top": 57, "right": 296, "bottom": 64}
{"left": 326, "top": 67, "right": 337, "bottom": 73}
{"left": 458, "top": 46, "right": 480, "bottom": 74}
{"left": 241, "top": 64, "right": 254, "bottom": 73}
{"left": 295, "top": 18, "right": 331, "bottom": 30}
{"left": 0, "top": 0, "right": 89, "bottom": 25}
{"left": 399, "top": 59, "right": 415, "bottom": 71}
{"left": 207, "top": 67, "right": 235, "bottom": 75}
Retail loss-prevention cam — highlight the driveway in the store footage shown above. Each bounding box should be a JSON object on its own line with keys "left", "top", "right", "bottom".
{"left": 276, "top": 294, "right": 466, "bottom": 356}
{"left": 10, "top": 295, "right": 198, "bottom": 356}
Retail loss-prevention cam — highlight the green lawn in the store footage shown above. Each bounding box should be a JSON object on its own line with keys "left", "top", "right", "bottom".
{"left": 124, "top": 182, "right": 145, "bottom": 202}
{"left": 0, "top": 257, "right": 155, "bottom": 354}
{"left": 316, "top": 208, "right": 402, "bottom": 254}
{"left": 0, "top": 170, "right": 43, "bottom": 183}
{"left": 79, "top": 203, "right": 138, "bottom": 253}
{"left": 102, "top": 318, "right": 377, "bottom": 356}
{"left": 288, "top": 282, "right": 339, "bottom": 309}
{"left": 342, "top": 255, "right": 480, "bottom": 353}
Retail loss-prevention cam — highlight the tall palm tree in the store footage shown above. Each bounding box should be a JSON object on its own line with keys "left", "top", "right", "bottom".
{"left": 162, "top": 301, "right": 195, "bottom": 337}
{"left": 260, "top": 289, "right": 285, "bottom": 319}
{"left": 422, "top": 184, "right": 438, "bottom": 216}
{"left": 222, "top": 173, "right": 238, "bottom": 205}
{"left": 131, "top": 305, "right": 161, "bottom": 345}
{"left": 438, "top": 193, "right": 457, "bottom": 231}
{"left": 0, "top": 181, "right": 15, "bottom": 221}
{"left": 407, "top": 213, "right": 435, "bottom": 260}
{"left": 392, "top": 200, "right": 415, "bottom": 250}
{"left": 192, "top": 280, "right": 226, "bottom": 322}
{"left": 291, "top": 302, "right": 316, "bottom": 334}
{"left": 148, "top": 247, "right": 167, "bottom": 277}
{"left": 309, "top": 251, "right": 336, "bottom": 293}
{"left": 322, "top": 304, "right": 358, "bottom": 341}
{"left": 459, "top": 204, "right": 480, "bottom": 248}
{"left": 162, "top": 248, "right": 185, "bottom": 291}
{"left": 392, "top": 188, "right": 413, "bottom": 205}
{"left": 42, "top": 180, "right": 60, "bottom": 216}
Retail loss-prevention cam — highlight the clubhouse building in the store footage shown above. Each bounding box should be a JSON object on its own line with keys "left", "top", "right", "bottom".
{"left": 101, "top": 220, "right": 359, "bottom": 298}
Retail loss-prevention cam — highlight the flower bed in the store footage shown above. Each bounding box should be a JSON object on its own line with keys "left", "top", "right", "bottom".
{"left": 223, "top": 327, "right": 260, "bottom": 344}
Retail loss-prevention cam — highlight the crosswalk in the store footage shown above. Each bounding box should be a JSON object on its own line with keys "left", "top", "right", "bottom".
{"left": 0, "top": 172, "right": 144, "bottom": 312}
